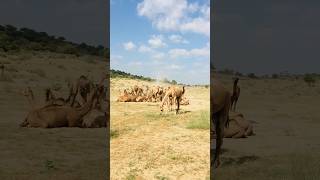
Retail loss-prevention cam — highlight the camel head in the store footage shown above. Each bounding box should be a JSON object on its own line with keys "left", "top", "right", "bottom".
{"left": 22, "top": 87, "right": 34, "bottom": 99}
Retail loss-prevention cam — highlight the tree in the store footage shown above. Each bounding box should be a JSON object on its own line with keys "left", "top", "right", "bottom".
{"left": 247, "top": 73, "right": 257, "bottom": 79}
{"left": 304, "top": 74, "right": 316, "bottom": 87}
{"left": 171, "top": 80, "right": 177, "bottom": 85}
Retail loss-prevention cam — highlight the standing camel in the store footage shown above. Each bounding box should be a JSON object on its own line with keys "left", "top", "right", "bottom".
{"left": 211, "top": 80, "right": 231, "bottom": 168}
{"left": 230, "top": 77, "right": 240, "bottom": 111}
{"left": 160, "top": 86, "right": 185, "bottom": 114}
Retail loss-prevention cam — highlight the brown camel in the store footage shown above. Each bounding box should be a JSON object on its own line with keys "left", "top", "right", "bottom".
{"left": 212, "top": 112, "right": 253, "bottom": 138}
{"left": 160, "top": 86, "right": 185, "bottom": 114}
{"left": 82, "top": 86, "right": 108, "bottom": 128}
{"left": 67, "top": 75, "right": 93, "bottom": 106}
{"left": 230, "top": 77, "right": 240, "bottom": 111}
{"left": 20, "top": 86, "right": 100, "bottom": 128}
{"left": 22, "top": 87, "right": 36, "bottom": 109}
{"left": 211, "top": 79, "right": 231, "bottom": 168}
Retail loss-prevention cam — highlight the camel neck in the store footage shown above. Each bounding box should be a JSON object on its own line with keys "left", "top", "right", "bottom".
{"left": 77, "top": 93, "right": 95, "bottom": 117}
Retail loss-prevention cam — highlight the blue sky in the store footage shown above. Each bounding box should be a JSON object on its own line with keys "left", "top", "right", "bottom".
{"left": 111, "top": 0, "right": 210, "bottom": 85}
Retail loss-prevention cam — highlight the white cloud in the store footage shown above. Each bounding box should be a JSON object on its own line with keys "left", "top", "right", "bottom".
{"left": 168, "top": 64, "right": 182, "bottom": 70}
{"left": 138, "top": 45, "right": 154, "bottom": 53}
{"left": 152, "top": 52, "right": 165, "bottom": 60}
{"left": 123, "top": 41, "right": 136, "bottom": 51}
{"left": 128, "top": 61, "right": 143, "bottom": 66}
{"left": 137, "top": 0, "right": 210, "bottom": 36}
{"left": 168, "top": 34, "right": 189, "bottom": 44}
{"left": 168, "top": 43, "right": 209, "bottom": 58}
{"left": 180, "top": 17, "right": 210, "bottom": 36}
{"left": 148, "top": 35, "right": 167, "bottom": 48}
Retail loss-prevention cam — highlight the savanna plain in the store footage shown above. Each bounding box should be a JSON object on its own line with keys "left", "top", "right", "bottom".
{"left": 110, "top": 77, "right": 210, "bottom": 180}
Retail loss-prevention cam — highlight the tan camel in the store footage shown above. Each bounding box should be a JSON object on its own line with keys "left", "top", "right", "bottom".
{"left": 82, "top": 86, "right": 108, "bottom": 128}
{"left": 68, "top": 75, "right": 93, "bottom": 106}
{"left": 160, "top": 86, "right": 185, "bottom": 114}
{"left": 212, "top": 112, "right": 253, "bottom": 138}
{"left": 211, "top": 79, "right": 231, "bottom": 168}
{"left": 20, "top": 86, "right": 100, "bottom": 128}
{"left": 230, "top": 77, "right": 240, "bottom": 111}
{"left": 180, "top": 96, "right": 190, "bottom": 105}
{"left": 116, "top": 94, "right": 138, "bottom": 102}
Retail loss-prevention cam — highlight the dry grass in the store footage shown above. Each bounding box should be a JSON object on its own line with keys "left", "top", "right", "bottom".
{"left": 110, "top": 79, "right": 210, "bottom": 179}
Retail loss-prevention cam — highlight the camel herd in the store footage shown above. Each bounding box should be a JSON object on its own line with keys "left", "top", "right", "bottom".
{"left": 212, "top": 77, "right": 254, "bottom": 168}
{"left": 116, "top": 84, "right": 189, "bottom": 114}
{"left": 20, "top": 75, "right": 108, "bottom": 128}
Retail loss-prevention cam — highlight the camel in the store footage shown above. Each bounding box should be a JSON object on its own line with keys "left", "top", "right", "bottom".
{"left": 132, "top": 85, "right": 143, "bottom": 96}
{"left": 160, "top": 86, "right": 185, "bottom": 114}
{"left": 22, "top": 87, "right": 36, "bottom": 109}
{"left": 82, "top": 111, "right": 107, "bottom": 128}
{"left": 45, "top": 88, "right": 67, "bottom": 106}
{"left": 211, "top": 79, "right": 231, "bottom": 168}
{"left": 180, "top": 96, "right": 190, "bottom": 105}
{"left": 68, "top": 75, "right": 93, "bottom": 106}
{"left": 116, "top": 94, "right": 138, "bottom": 102}
{"left": 20, "top": 85, "right": 100, "bottom": 128}
{"left": 212, "top": 112, "right": 253, "bottom": 138}
{"left": 82, "top": 86, "right": 108, "bottom": 128}
{"left": 230, "top": 77, "right": 240, "bottom": 111}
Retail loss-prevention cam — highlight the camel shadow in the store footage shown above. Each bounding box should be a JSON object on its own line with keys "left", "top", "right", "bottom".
{"left": 178, "top": 110, "right": 191, "bottom": 114}
{"left": 220, "top": 155, "right": 260, "bottom": 167}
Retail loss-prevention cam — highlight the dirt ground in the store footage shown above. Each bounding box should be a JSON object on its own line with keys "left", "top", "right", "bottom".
{"left": 110, "top": 78, "right": 210, "bottom": 179}
{"left": 212, "top": 74, "right": 320, "bottom": 180}
{"left": 0, "top": 51, "right": 108, "bottom": 180}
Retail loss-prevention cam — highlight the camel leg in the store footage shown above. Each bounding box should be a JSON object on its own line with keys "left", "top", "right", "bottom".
{"left": 230, "top": 100, "right": 234, "bottom": 112}
{"left": 245, "top": 125, "right": 253, "bottom": 136}
{"left": 213, "top": 112, "right": 224, "bottom": 168}
{"left": 232, "top": 130, "right": 246, "bottom": 138}
{"left": 176, "top": 97, "right": 180, "bottom": 114}
{"left": 234, "top": 99, "right": 238, "bottom": 111}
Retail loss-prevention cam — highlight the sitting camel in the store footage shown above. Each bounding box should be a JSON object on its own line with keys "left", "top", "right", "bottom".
{"left": 211, "top": 79, "right": 231, "bottom": 168}
{"left": 212, "top": 112, "right": 253, "bottom": 138}
{"left": 20, "top": 85, "right": 101, "bottom": 128}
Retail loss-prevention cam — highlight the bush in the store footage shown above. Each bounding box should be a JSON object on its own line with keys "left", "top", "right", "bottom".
{"left": 272, "top": 74, "right": 279, "bottom": 79}
{"left": 247, "top": 73, "right": 258, "bottom": 79}
{"left": 304, "top": 74, "right": 316, "bottom": 87}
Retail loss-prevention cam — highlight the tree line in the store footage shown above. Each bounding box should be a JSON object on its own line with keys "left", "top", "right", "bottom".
{"left": 0, "top": 24, "right": 109, "bottom": 58}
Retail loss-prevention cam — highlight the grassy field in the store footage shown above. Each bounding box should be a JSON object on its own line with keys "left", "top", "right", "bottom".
{"left": 0, "top": 51, "right": 108, "bottom": 180}
{"left": 110, "top": 78, "right": 210, "bottom": 179}
{"left": 212, "top": 74, "right": 320, "bottom": 180}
